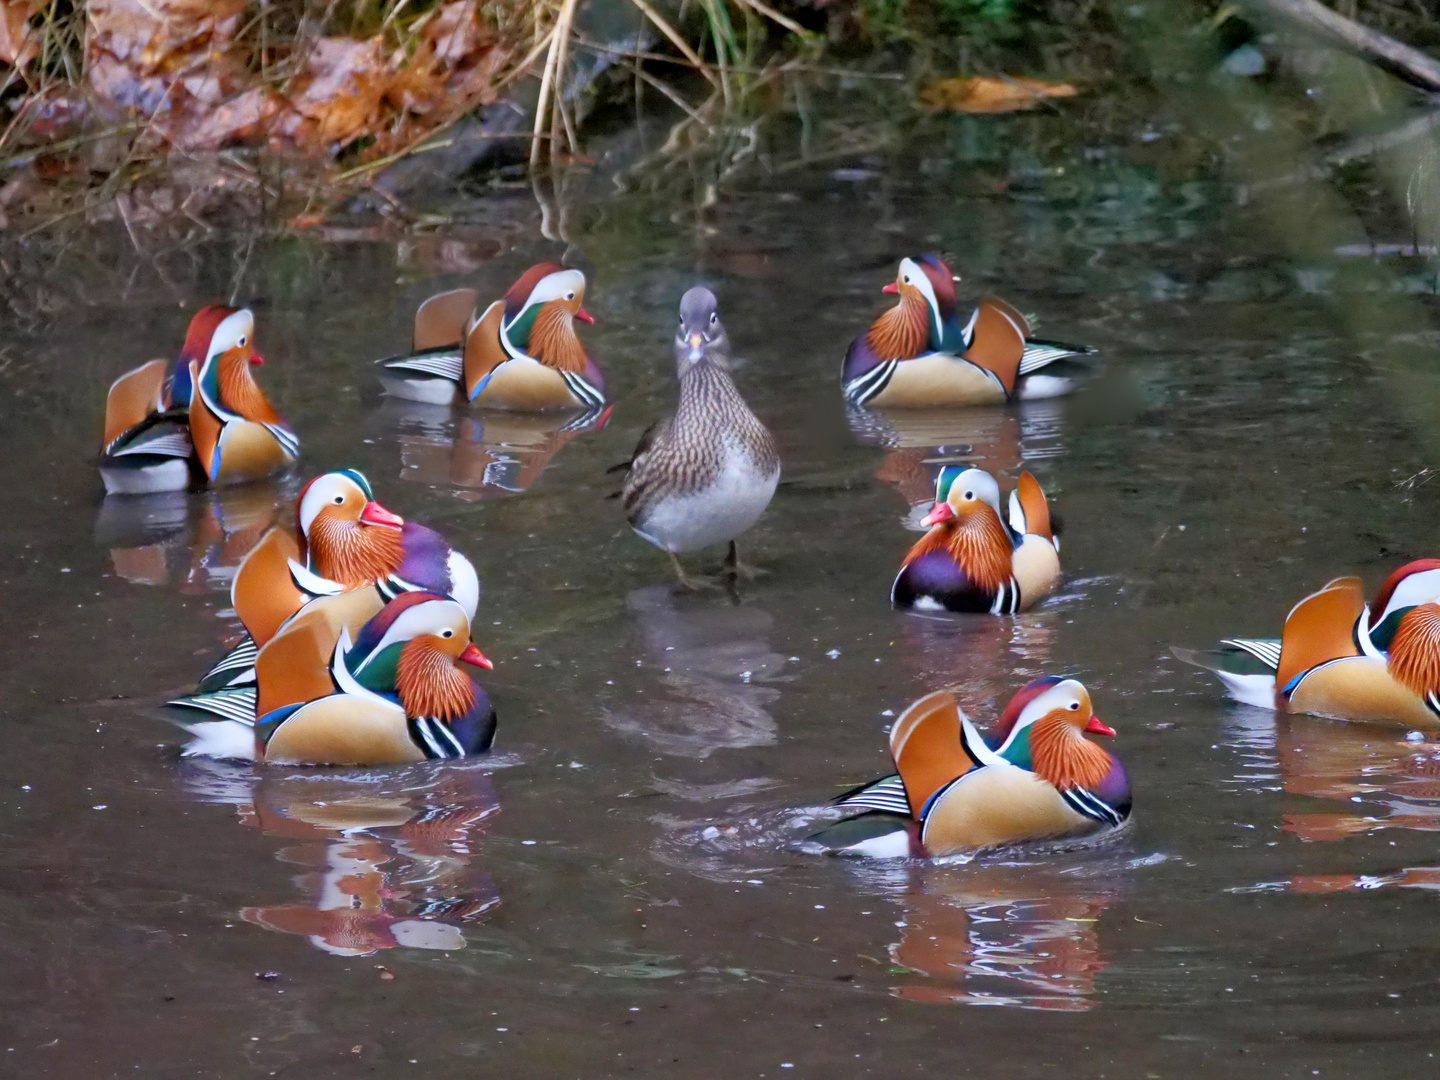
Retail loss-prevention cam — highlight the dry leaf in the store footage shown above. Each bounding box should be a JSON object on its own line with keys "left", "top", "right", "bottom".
{"left": 0, "top": 0, "right": 38, "bottom": 68}
{"left": 919, "top": 75, "right": 1078, "bottom": 114}
{"left": 284, "top": 36, "right": 391, "bottom": 147}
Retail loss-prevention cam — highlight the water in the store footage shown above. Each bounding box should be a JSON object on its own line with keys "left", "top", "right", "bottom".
{"left": 7, "top": 61, "right": 1440, "bottom": 1078}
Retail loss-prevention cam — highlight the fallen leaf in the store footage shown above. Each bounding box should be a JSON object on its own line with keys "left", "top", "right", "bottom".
{"left": 283, "top": 36, "right": 391, "bottom": 147}
{"left": 0, "top": 0, "right": 38, "bottom": 69}
{"left": 919, "top": 75, "right": 1078, "bottom": 114}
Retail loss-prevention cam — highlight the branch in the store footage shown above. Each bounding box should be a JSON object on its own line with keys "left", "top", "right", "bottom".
{"left": 1246, "top": 0, "right": 1440, "bottom": 93}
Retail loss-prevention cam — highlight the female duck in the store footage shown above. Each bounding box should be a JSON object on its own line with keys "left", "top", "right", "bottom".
{"left": 100, "top": 305, "right": 297, "bottom": 493}
{"left": 892, "top": 465, "right": 1060, "bottom": 614}
{"left": 621, "top": 287, "right": 780, "bottom": 589}
{"left": 377, "top": 263, "right": 604, "bottom": 411}
{"left": 813, "top": 678, "right": 1130, "bottom": 857}
{"left": 179, "top": 591, "right": 497, "bottom": 766}
{"left": 842, "top": 255, "right": 1092, "bottom": 408}
{"left": 1185, "top": 560, "right": 1440, "bottom": 727}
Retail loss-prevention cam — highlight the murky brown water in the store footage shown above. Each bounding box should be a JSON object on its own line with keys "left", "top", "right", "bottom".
{"left": 8, "top": 45, "right": 1440, "bottom": 1078}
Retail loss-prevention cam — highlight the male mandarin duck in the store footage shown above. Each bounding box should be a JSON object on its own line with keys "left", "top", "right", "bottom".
{"left": 180, "top": 469, "right": 478, "bottom": 708}
{"left": 177, "top": 591, "right": 497, "bottom": 765}
{"left": 841, "top": 256, "right": 1094, "bottom": 408}
{"left": 811, "top": 679, "right": 1130, "bottom": 858}
{"left": 892, "top": 465, "right": 1060, "bottom": 614}
{"left": 100, "top": 305, "right": 297, "bottom": 494}
{"left": 1183, "top": 560, "right": 1440, "bottom": 727}
{"left": 620, "top": 287, "right": 780, "bottom": 589}
{"left": 376, "top": 263, "right": 604, "bottom": 411}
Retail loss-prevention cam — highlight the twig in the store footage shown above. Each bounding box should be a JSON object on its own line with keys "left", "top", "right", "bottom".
{"left": 624, "top": 0, "right": 721, "bottom": 87}
{"left": 1245, "top": 0, "right": 1440, "bottom": 93}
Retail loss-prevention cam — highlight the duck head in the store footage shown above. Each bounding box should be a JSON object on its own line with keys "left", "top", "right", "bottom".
{"left": 868, "top": 256, "right": 960, "bottom": 359}
{"left": 905, "top": 465, "right": 1015, "bottom": 594}
{"left": 348, "top": 593, "right": 493, "bottom": 722}
{"left": 193, "top": 306, "right": 281, "bottom": 424}
{"left": 1369, "top": 559, "right": 1440, "bottom": 700}
{"left": 502, "top": 263, "right": 593, "bottom": 370}
{"left": 673, "top": 286, "right": 730, "bottom": 374}
{"left": 988, "top": 677, "right": 1116, "bottom": 790}
{"left": 296, "top": 470, "right": 406, "bottom": 588}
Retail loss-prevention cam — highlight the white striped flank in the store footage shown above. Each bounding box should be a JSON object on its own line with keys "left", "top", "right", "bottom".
{"left": 1222, "top": 638, "right": 1282, "bottom": 671}
{"left": 409, "top": 716, "right": 466, "bottom": 759}
{"left": 837, "top": 774, "right": 910, "bottom": 815}
{"left": 1060, "top": 785, "right": 1124, "bottom": 828}
{"left": 111, "top": 431, "right": 193, "bottom": 458}
{"left": 560, "top": 370, "right": 605, "bottom": 408}
{"left": 1019, "top": 339, "right": 1094, "bottom": 375}
{"left": 203, "top": 637, "right": 259, "bottom": 680}
{"left": 264, "top": 423, "right": 300, "bottom": 459}
{"left": 379, "top": 350, "right": 465, "bottom": 382}
{"left": 168, "top": 687, "right": 258, "bottom": 724}
{"left": 843, "top": 360, "right": 896, "bottom": 405}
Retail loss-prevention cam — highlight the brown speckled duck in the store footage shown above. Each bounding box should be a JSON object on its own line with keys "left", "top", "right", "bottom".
{"left": 621, "top": 288, "right": 780, "bottom": 589}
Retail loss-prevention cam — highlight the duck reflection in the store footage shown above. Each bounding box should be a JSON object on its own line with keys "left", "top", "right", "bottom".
{"left": 381, "top": 398, "right": 611, "bottom": 501}
{"left": 94, "top": 482, "right": 289, "bottom": 592}
{"left": 848, "top": 400, "right": 1064, "bottom": 527}
{"left": 1273, "top": 717, "right": 1440, "bottom": 841}
{"left": 603, "top": 585, "right": 789, "bottom": 758}
{"left": 182, "top": 760, "right": 500, "bottom": 956}
{"left": 894, "top": 603, "right": 1058, "bottom": 704}
{"left": 886, "top": 863, "right": 1117, "bottom": 1011}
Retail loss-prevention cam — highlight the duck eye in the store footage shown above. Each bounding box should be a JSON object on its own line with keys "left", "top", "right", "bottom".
{"left": 709, "top": 312, "right": 718, "bottom": 325}
{"left": 332, "top": 495, "right": 344, "bottom": 505}
{"left": 1067, "top": 701, "right": 1080, "bottom": 711}
{"left": 963, "top": 490, "right": 975, "bottom": 500}
{"left": 237, "top": 335, "right": 247, "bottom": 347}
{"left": 441, "top": 629, "right": 453, "bottom": 638}
{"left": 566, "top": 292, "right": 575, "bottom": 301}
{"left": 902, "top": 276, "right": 910, "bottom": 285}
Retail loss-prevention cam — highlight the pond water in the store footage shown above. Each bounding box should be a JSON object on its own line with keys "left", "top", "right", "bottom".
{"left": 7, "top": 43, "right": 1440, "bottom": 1079}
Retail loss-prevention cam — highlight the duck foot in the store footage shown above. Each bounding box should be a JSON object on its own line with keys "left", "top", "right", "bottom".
{"left": 669, "top": 552, "right": 723, "bottom": 592}
{"left": 724, "top": 541, "right": 766, "bottom": 580}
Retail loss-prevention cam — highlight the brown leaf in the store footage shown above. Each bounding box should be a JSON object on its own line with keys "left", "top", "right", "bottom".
{"left": 0, "top": 0, "right": 38, "bottom": 68}
{"left": 918, "top": 75, "right": 1078, "bottom": 114}
{"left": 285, "top": 36, "right": 391, "bottom": 148}
{"left": 170, "top": 86, "right": 280, "bottom": 151}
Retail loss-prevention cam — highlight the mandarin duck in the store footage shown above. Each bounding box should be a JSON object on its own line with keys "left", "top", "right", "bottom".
{"left": 892, "top": 465, "right": 1060, "bottom": 614}
{"left": 100, "top": 305, "right": 297, "bottom": 494}
{"left": 810, "top": 680, "right": 1130, "bottom": 858}
{"left": 178, "top": 469, "right": 478, "bottom": 711}
{"left": 376, "top": 263, "right": 604, "bottom": 411}
{"left": 178, "top": 591, "right": 497, "bottom": 766}
{"left": 842, "top": 256, "right": 1094, "bottom": 408}
{"left": 1183, "top": 560, "right": 1440, "bottom": 727}
{"left": 620, "top": 288, "right": 780, "bottom": 590}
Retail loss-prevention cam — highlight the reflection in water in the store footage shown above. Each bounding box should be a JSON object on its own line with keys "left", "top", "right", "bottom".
{"left": 183, "top": 760, "right": 500, "bottom": 956}
{"left": 604, "top": 585, "right": 789, "bottom": 759}
{"left": 1223, "top": 709, "right": 1440, "bottom": 841}
{"left": 381, "top": 398, "right": 611, "bottom": 501}
{"left": 94, "top": 483, "right": 290, "bottom": 593}
{"left": 847, "top": 401, "right": 1064, "bottom": 527}
{"left": 895, "top": 604, "right": 1058, "bottom": 704}
{"left": 884, "top": 863, "right": 1118, "bottom": 1011}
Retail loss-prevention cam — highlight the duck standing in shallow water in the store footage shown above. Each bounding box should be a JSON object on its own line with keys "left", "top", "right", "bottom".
{"left": 621, "top": 288, "right": 780, "bottom": 590}
{"left": 892, "top": 465, "right": 1060, "bottom": 614}
{"left": 376, "top": 263, "right": 604, "bottom": 411}
{"left": 841, "top": 256, "right": 1093, "bottom": 408}
{"left": 100, "top": 305, "right": 298, "bottom": 493}
{"left": 179, "top": 591, "right": 497, "bottom": 766}
{"left": 1182, "top": 560, "right": 1440, "bottom": 728}
{"left": 811, "top": 679, "right": 1130, "bottom": 858}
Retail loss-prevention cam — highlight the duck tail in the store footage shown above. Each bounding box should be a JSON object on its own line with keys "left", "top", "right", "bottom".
{"left": 1172, "top": 643, "right": 1278, "bottom": 709}
{"left": 177, "top": 719, "right": 258, "bottom": 761}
